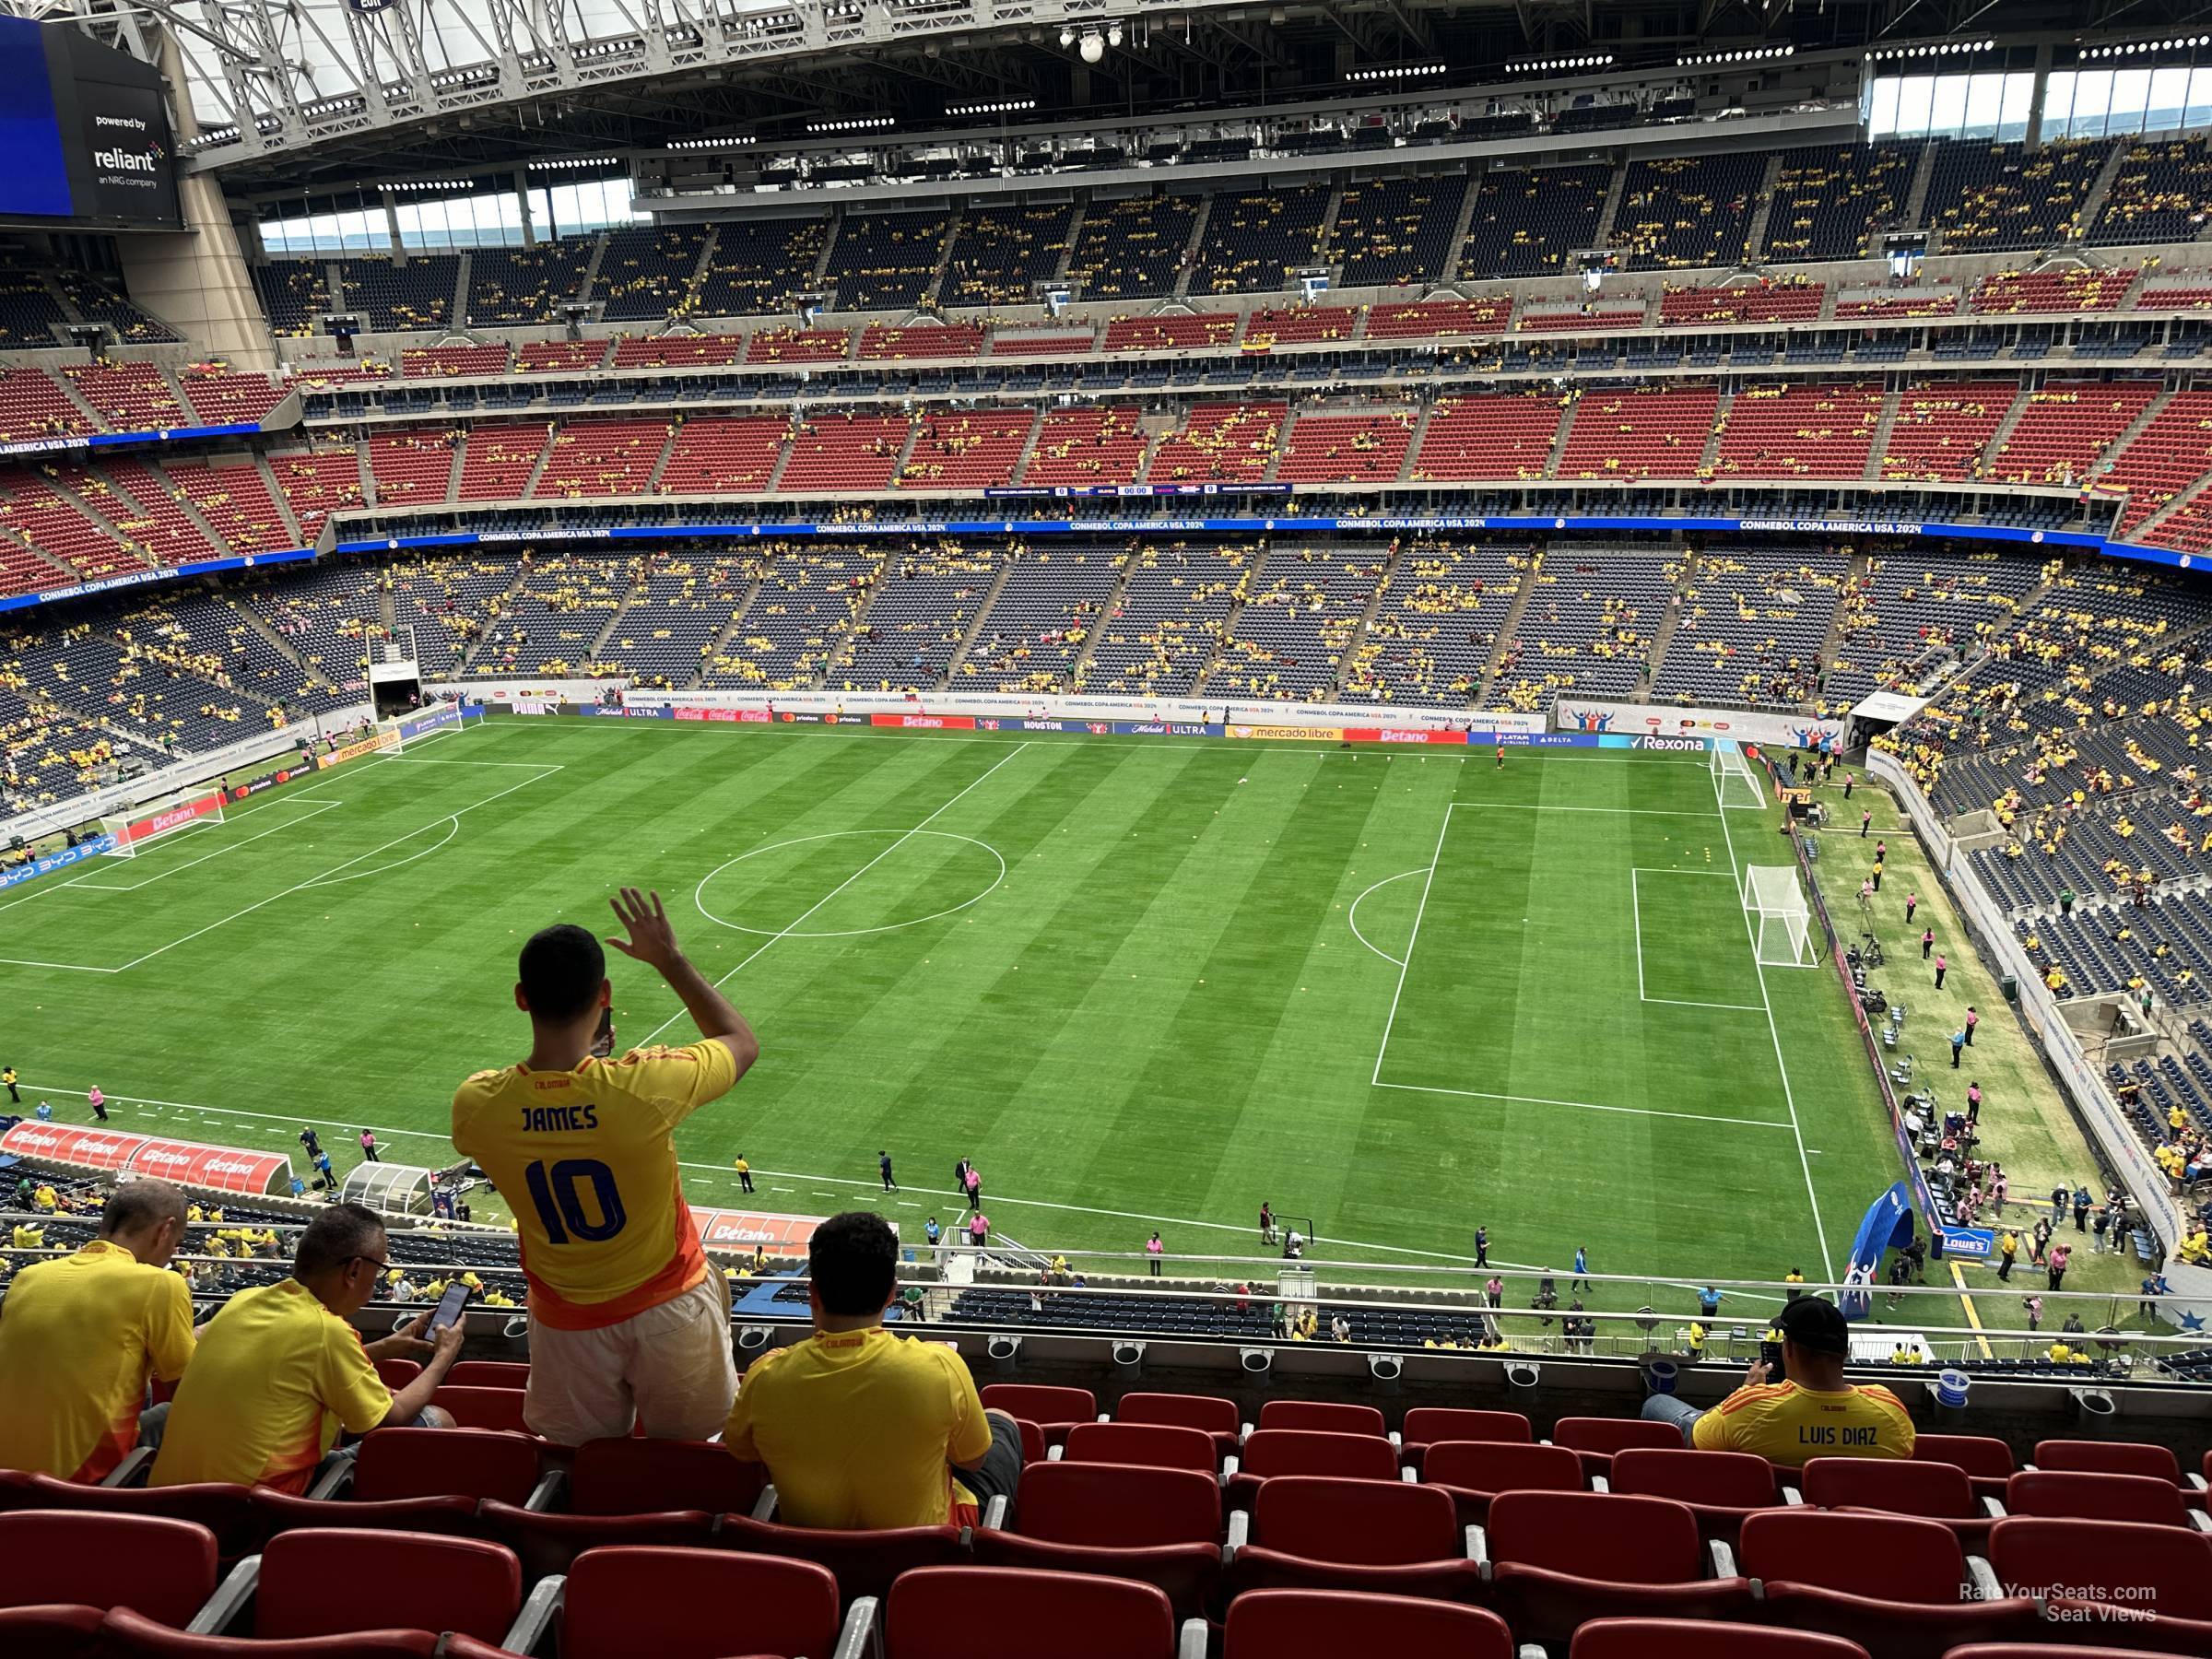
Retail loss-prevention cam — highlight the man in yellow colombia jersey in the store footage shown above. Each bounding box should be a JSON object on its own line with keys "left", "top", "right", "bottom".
{"left": 453, "top": 886, "right": 759, "bottom": 1443}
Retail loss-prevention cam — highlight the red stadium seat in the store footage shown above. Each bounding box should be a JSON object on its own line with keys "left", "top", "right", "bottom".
{"left": 887, "top": 1565, "right": 1183, "bottom": 1659}
{"left": 1423, "top": 1441, "right": 1587, "bottom": 1524}
{"left": 1227, "top": 1429, "right": 1402, "bottom": 1507}
{"left": 1607, "top": 1448, "right": 1785, "bottom": 1546}
{"left": 0, "top": 1604, "right": 109, "bottom": 1659}
{"left": 2006, "top": 1470, "right": 2201, "bottom": 1527}
{"left": 971, "top": 1462, "right": 1222, "bottom": 1622}
{"left": 555, "top": 1546, "right": 852, "bottom": 1659}
{"left": 478, "top": 1500, "right": 714, "bottom": 1583}
{"left": 430, "top": 1386, "right": 535, "bottom": 1435}
{"left": 1227, "top": 1476, "right": 1483, "bottom": 1604}
{"left": 1481, "top": 1490, "right": 1753, "bottom": 1647}
{"left": 979, "top": 1384, "right": 1097, "bottom": 1446}
{"left": 1737, "top": 1509, "right": 2042, "bottom": 1659}
{"left": 0, "top": 1472, "right": 261, "bottom": 1563}
{"left": 1061, "top": 1422, "right": 1219, "bottom": 1473}
{"left": 0, "top": 1512, "right": 218, "bottom": 1628}
{"left": 1400, "top": 1408, "right": 1534, "bottom": 1474}
{"left": 567, "top": 1437, "right": 766, "bottom": 1516}
{"left": 1015, "top": 1419, "right": 1046, "bottom": 1465}
{"left": 371, "top": 1359, "right": 420, "bottom": 1390}
{"left": 1798, "top": 1456, "right": 1994, "bottom": 1547}
{"left": 1571, "top": 1619, "right": 1870, "bottom": 1659}
{"left": 353, "top": 1428, "right": 544, "bottom": 1506}
{"left": 1552, "top": 1417, "right": 1686, "bottom": 1478}
{"left": 95, "top": 1611, "right": 445, "bottom": 1658}
{"left": 1256, "top": 1401, "right": 1388, "bottom": 1439}
{"left": 1914, "top": 1433, "right": 2015, "bottom": 1504}
{"left": 445, "top": 1361, "right": 532, "bottom": 1390}
{"left": 1116, "top": 1392, "right": 1243, "bottom": 1456}
{"left": 2036, "top": 1439, "right": 2197, "bottom": 1490}
{"left": 713, "top": 1512, "right": 967, "bottom": 1607}
{"left": 1224, "top": 1588, "right": 1512, "bottom": 1658}
{"left": 250, "top": 1529, "right": 520, "bottom": 1644}
{"left": 1991, "top": 1515, "right": 2212, "bottom": 1630}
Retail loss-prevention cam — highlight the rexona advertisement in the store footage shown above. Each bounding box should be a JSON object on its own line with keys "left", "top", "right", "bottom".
{"left": 0, "top": 18, "right": 181, "bottom": 229}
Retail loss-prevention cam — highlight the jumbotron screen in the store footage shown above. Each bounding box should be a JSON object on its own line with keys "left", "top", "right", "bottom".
{"left": 0, "top": 16, "right": 181, "bottom": 229}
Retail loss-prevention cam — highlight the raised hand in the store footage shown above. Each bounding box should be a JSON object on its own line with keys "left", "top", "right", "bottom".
{"left": 606, "top": 886, "right": 683, "bottom": 971}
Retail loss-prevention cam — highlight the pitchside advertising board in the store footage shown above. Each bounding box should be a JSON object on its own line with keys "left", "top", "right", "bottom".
{"left": 0, "top": 18, "right": 181, "bottom": 230}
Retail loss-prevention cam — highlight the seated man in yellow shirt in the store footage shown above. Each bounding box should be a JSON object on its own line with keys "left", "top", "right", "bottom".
{"left": 724, "top": 1211, "right": 1018, "bottom": 1529}
{"left": 150, "top": 1202, "right": 464, "bottom": 1493}
{"left": 0, "top": 1180, "right": 195, "bottom": 1482}
{"left": 1639, "top": 1296, "right": 1914, "bottom": 1467}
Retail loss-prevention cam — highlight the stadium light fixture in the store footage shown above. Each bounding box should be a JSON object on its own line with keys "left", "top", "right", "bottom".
{"left": 947, "top": 99, "right": 1037, "bottom": 116}
{"left": 1347, "top": 63, "right": 1447, "bottom": 82}
{"left": 1867, "top": 39, "right": 1995, "bottom": 60}
{"left": 1677, "top": 44, "right": 1795, "bottom": 66}
{"left": 666, "top": 135, "right": 757, "bottom": 149}
{"left": 1506, "top": 54, "right": 1615, "bottom": 75}
{"left": 805, "top": 115, "right": 896, "bottom": 134}
{"left": 2079, "top": 34, "right": 2212, "bottom": 59}
{"left": 1079, "top": 30, "right": 1105, "bottom": 63}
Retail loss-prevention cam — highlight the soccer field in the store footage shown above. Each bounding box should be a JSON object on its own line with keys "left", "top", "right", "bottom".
{"left": 0, "top": 717, "right": 1903, "bottom": 1284}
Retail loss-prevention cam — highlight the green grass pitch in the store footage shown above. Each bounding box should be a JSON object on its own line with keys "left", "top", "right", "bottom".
{"left": 0, "top": 717, "right": 1906, "bottom": 1285}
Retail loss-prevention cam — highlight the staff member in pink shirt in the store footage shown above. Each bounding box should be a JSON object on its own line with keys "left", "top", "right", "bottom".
{"left": 86, "top": 1086, "right": 106, "bottom": 1123}
{"left": 1146, "top": 1232, "right": 1164, "bottom": 1277}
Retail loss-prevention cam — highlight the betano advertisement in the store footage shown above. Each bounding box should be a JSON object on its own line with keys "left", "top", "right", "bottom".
{"left": 0, "top": 1121, "right": 292, "bottom": 1195}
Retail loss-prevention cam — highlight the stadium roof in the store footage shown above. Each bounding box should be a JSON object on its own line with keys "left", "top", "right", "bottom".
{"left": 8, "top": 0, "right": 2206, "bottom": 191}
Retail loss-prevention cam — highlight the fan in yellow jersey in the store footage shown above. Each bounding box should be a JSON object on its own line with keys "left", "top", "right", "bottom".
{"left": 0, "top": 1181, "right": 194, "bottom": 1482}
{"left": 453, "top": 886, "right": 759, "bottom": 1445}
{"left": 1639, "top": 1295, "right": 1914, "bottom": 1466}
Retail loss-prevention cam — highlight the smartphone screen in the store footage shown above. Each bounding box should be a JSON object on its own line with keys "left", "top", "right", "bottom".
{"left": 590, "top": 1006, "right": 615, "bottom": 1058}
{"left": 429, "top": 1281, "right": 473, "bottom": 1331}
{"left": 1760, "top": 1339, "right": 1787, "bottom": 1381}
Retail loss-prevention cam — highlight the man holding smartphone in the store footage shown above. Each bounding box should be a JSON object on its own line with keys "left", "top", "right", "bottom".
{"left": 453, "top": 888, "right": 760, "bottom": 1444}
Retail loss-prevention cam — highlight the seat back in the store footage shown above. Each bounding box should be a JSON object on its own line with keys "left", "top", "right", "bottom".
{"left": 445, "top": 1361, "right": 532, "bottom": 1390}
{"left": 978, "top": 1383, "right": 1096, "bottom": 1426}
{"left": 0, "top": 1512, "right": 217, "bottom": 1627}
{"left": 1738, "top": 1509, "right": 1963, "bottom": 1605}
{"left": 429, "top": 1387, "right": 535, "bottom": 1435}
{"left": 1238, "top": 1430, "right": 1401, "bottom": 1482}
{"left": 1992, "top": 1516, "right": 2212, "bottom": 1622}
{"left": 1486, "top": 1491, "right": 1705, "bottom": 1583}
{"left": 1256, "top": 1401, "right": 1388, "bottom": 1438}
{"left": 1426, "top": 1441, "right": 1585, "bottom": 1496}
{"left": 257, "top": 1529, "right": 521, "bottom": 1643}
{"left": 1061, "top": 1422, "right": 1218, "bottom": 1473}
{"left": 564, "top": 1546, "right": 842, "bottom": 1659}
{"left": 2006, "top": 1469, "right": 2192, "bottom": 1527}
{"left": 888, "top": 1565, "right": 1177, "bottom": 1659}
{"left": 1402, "top": 1408, "right": 1533, "bottom": 1447}
{"left": 1224, "top": 1588, "right": 1512, "bottom": 1658}
{"left": 352, "top": 1427, "right": 541, "bottom": 1506}
{"left": 2032, "top": 1439, "right": 2183, "bottom": 1486}
{"left": 1610, "top": 1449, "right": 1780, "bottom": 1510}
{"left": 1014, "top": 1462, "right": 1222, "bottom": 1548}
{"left": 1252, "top": 1477, "right": 1457, "bottom": 1567}
{"left": 571, "top": 1437, "right": 766, "bottom": 1517}
{"left": 1552, "top": 1418, "right": 1686, "bottom": 1457}
{"left": 97, "top": 1607, "right": 445, "bottom": 1657}
{"left": 1799, "top": 1456, "right": 1976, "bottom": 1521}
{"left": 1912, "top": 1434, "right": 2015, "bottom": 1480}
{"left": 1570, "top": 1618, "right": 1872, "bottom": 1659}
{"left": 0, "top": 1603, "right": 105, "bottom": 1659}
{"left": 372, "top": 1359, "right": 421, "bottom": 1390}
{"left": 0, "top": 1473, "right": 261, "bottom": 1562}
{"left": 712, "top": 1512, "right": 967, "bottom": 1606}
{"left": 1116, "top": 1393, "right": 1241, "bottom": 1438}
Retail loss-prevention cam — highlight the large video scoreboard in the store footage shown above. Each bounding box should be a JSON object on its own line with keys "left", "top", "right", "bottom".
{"left": 0, "top": 16, "right": 182, "bottom": 229}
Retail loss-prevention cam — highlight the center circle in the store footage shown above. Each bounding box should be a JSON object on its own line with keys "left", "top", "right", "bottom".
{"left": 694, "top": 830, "right": 1007, "bottom": 939}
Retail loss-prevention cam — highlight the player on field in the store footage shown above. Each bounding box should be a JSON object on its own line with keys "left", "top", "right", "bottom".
{"left": 452, "top": 888, "right": 761, "bottom": 1444}
{"left": 1495, "top": 744, "right": 1505, "bottom": 770}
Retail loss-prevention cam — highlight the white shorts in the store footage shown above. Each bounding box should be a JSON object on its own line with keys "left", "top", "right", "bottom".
{"left": 523, "top": 1273, "right": 738, "bottom": 1446}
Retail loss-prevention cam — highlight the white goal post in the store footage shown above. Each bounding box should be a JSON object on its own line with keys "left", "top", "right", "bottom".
{"left": 100, "top": 780, "right": 227, "bottom": 859}
{"left": 1742, "top": 865, "right": 1818, "bottom": 968}
{"left": 1711, "top": 740, "right": 1768, "bottom": 809}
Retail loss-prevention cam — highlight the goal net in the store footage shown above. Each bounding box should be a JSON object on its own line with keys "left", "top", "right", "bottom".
{"left": 1711, "top": 740, "right": 1768, "bottom": 809}
{"left": 101, "top": 781, "right": 227, "bottom": 859}
{"left": 1742, "top": 865, "right": 1817, "bottom": 967}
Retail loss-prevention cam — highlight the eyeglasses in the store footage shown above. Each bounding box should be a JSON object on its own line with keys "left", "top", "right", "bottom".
{"left": 346, "top": 1254, "right": 392, "bottom": 1274}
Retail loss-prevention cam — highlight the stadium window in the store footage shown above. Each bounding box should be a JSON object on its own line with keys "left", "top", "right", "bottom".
{"left": 1997, "top": 72, "right": 2035, "bottom": 141}
{"left": 1893, "top": 75, "right": 1936, "bottom": 139}
{"left": 1961, "top": 73, "right": 2005, "bottom": 138}
{"left": 1867, "top": 76, "right": 1901, "bottom": 139}
{"left": 2149, "top": 65, "right": 2192, "bottom": 133}
{"left": 1928, "top": 74, "right": 1969, "bottom": 139}
{"left": 2069, "top": 69, "right": 2113, "bottom": 137}
{"left": 2108, "top": 67, "right": 2154, "bottom": 135}
{"left": 2045, "top": 71, "right": 2077, "bottom": 137}
{"left": 2189, "top": 66, "right": 2212, "bottom": 132}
